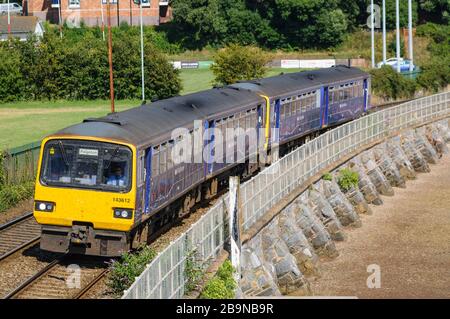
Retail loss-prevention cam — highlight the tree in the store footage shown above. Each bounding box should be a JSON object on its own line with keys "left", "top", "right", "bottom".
{"left": 418, "top": 0, "right": 450, "bottom": 24}
{"left": 0, "top": 46, "right": 25, "bottom": 102}
{"left": 211, "top": 44, "right": 272, "bottom": 85}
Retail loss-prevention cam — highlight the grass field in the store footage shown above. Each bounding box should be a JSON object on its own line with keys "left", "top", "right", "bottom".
{"left": 0, "top": 67, "right": 305, "bottom": 150}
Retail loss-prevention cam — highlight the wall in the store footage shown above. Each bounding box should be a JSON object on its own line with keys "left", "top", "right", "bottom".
{"left": 23, "top": 0, "right": 160, "bottom": 27}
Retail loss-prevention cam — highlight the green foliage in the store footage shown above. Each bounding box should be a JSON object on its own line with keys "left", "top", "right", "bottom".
{"left": 107, "top": 246, "right": 157, "bottom": 296}
{"left": 415, "top": 23, "right": 449, "bottom": 92}
{"left": 417, "top": 58, "right": 450, "bottom": 93}
{"left": 0, "top": 181, "right": 34, "bottom": 213}
{"left": 0, "top": 47, "right": 25, "bottom": 102}
{"left": 322, "top": 172, "right": 333, "bottom": 181}
{"left": 200, "top": 260, "right": 236, "bottom": 299}
{"left": 0, "top": 25, "right": 181, "bottom": 102}
{"left": 418, "top": 0, "right": 450, "bottom": 24}
{"left": 370, "top": 66, "right": 417, "bottom": 100}
{"left": 184, "top": 250, "right": 204, "bottom": 293}
{"left": 211, "top": 44, "right": 272, "bottom": 85}
{"left": 337, "top": 168, "right": 359, "bottom": 192}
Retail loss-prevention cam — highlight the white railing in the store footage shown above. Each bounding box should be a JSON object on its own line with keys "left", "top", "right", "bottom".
{"left": 122, "top": 91, "right": 450, "bottom": 299}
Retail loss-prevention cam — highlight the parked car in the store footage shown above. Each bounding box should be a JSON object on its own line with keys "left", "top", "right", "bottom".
{"left": 377, "top": 57, "right": 416, "bottom": 72}
{"left": 0, "top": 3, "right": 23, "bottom": 16}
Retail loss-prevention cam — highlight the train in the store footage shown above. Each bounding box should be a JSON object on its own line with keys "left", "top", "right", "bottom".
{"left": 33, "top": 65, "right": 371, "bottom": 256}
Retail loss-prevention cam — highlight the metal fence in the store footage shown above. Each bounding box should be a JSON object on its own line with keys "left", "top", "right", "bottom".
{"left": 1, "top": 141, "right": 41, "bottom": 185}
{"left": 122, "top": 91, "right": 450, "bottom": 299}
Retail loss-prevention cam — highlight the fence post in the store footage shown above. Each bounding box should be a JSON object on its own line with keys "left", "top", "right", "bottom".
{"left": 228, "top": 176, "right": 242, "bottom": 283}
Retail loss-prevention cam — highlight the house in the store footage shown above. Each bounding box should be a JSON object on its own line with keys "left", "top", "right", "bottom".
{"left": 22, "top": 0, "right": 172, "bottom": 27}
{"left": 0, "top": 15, "right": 44, "bottom": 41}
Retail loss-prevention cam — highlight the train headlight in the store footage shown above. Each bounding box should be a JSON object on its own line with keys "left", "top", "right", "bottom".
{"left": 35, "top": 201, "right": 55, "bottom": 212}
{"left": 113, "top": 208, "right": 133, "bottom": 219}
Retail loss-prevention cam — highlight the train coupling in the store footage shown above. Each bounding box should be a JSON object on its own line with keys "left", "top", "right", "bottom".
{"left": 70, "top": 225, "right": 89, "bottom": 245}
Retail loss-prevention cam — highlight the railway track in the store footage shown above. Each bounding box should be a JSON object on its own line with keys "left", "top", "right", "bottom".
{"left": 0, "top": 212, "right": 40, "bottom": 262}
{"left": 4, "top": 254, "right": 109, "bottom": 299}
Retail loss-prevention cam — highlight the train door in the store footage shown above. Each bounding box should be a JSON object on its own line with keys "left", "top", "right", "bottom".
{"left": 205, "top": 120, "right": 215, "bottom": 176}
{"left": 144, "top": 147, "right": 152, "bottom": 214}
{"left": 321, "top": 86, "right": 329, "bottom": 128}
{"left": 363, "top": 78, "right": 369, "bottom": 112}
{"left": 272, "top": 99, "right": 280, "bottom": 162}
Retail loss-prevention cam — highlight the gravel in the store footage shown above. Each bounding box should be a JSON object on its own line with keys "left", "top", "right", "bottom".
{"left": 303, "top": 154, "right": 450, "bottom": 298}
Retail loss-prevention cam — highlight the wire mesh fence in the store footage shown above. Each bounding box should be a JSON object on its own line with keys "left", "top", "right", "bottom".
{"left": 1, "top": 141, "right": 41, "bottom": 185}
{"left": 121, "top": 91, "right": 449, "bottom": 299}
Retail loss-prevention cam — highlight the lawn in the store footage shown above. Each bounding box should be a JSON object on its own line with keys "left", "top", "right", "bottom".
{"left": 0, "top": 67, "right": 306, "bottom": 150}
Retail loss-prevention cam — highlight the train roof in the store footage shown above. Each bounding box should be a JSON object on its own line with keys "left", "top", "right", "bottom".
{"left": 229, "top": 65, "right": 368, "bottom": 97}
{"left": 52, "top": 66, "right": 368, "bottom": 148}
{"left": 55, "top": 87, "right": 264, "bottom": 147}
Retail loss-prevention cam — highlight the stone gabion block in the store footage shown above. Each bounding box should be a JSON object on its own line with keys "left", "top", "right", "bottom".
{"left": 347, "top": 158, "right": 383, "bottom": 205}
{"left": 413, "top": 130, "right": 439, "bottom": 164}
{"left": 316, "top": 180, "right": 362, "bottom": 227}
{"left": 278, "top": 208, "right": 319, "bottom": 276}
{"left": 306, "top": 189, "right": 346, "bottom": 241}
{"left": 240, "top": 246, "right": 282, "bottom": 297}
{"left": 342, "top": 185, "right": 373, "bottom": 215}
{"left": 436, "top": 121, "right": 450, "bottom": 143}
{"left": 386, "top": 136, "right": 417, "bottom": 180}
{"left": 260, "top": 220, "right": 311, "bottom": 295}
{"left": 372, "top": 143, "right": 406, "bottom": 188}
{"left": 359, "top": 151, "right": 395, "bottom": 196}
{"left": 289, "top": 200, "right": 339, "bottom": 259}
{"left": 425, "top": 124, "right": 449, "bottom": 157}
{"left": 400, "top": 134, "right": 430, "bottom": 173}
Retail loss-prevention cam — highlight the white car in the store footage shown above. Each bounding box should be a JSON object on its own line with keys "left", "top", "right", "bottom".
{"left": 377, "top": 57, "right": 415, "bottom": 71}
{"left": 0, "top": 3, "right": 23, "bottom": 15}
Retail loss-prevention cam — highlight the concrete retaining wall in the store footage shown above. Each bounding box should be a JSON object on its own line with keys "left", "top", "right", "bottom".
{"left": 239, "top": 120, "right": 450, "bottom": 297}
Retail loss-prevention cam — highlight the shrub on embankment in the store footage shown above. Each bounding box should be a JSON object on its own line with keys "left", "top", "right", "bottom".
{"left": 0, "top": 151, "right": 34, "bottom": 213}
{"left": 200, "top": 260, "right": 236, "bottom": 299}
{"left": 0, "top": 24, "right": 181, "bottom": 102}
{"left": 107, "top": 246, "right": 157, "bottom": 296}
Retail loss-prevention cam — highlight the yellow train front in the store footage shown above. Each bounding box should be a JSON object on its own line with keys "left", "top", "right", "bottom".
{"left": 34, "top": 135, "right": 137, "bottom": 257}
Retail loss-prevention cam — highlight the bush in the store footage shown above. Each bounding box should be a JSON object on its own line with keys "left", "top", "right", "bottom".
{"left": 370, "top": 66, "right": 417, "bottom": 100}
{"left": 211, "top": 44, "right": 272, "bottom": 85}
{"left": 417, "top": 58, "right": 450, "bottom": 93}
{"left": 322, "top": 172, "right": 333, "bottom": 181}
{"left": 200, "top": 260, "right": 236, "bottom": 299}
{"left": 337, "top": 168, "right": 359, "bottom": 192}
{"left": 107, "top": 246, "right": 157, "bottom": 296}
{"left": 0, "top": 181, "right": 34, "bottom": 213}
{"left": 0, "top": 25, "right": 181, "bottom": 102}
{"left": 0, "top": 46, "right": 26, "bottom": 102}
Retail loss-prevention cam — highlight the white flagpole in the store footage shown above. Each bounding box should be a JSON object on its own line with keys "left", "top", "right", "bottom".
{"left": 382, "top": 0, "right": 387, "bottom": 64}
{"left": 408, "top": 0, "right": 414, "bottom": 72}
{"left": 100, "top": 0, "right": 105, "bottom": 41}
{"left": 139, "top": 1, "right": 145, "bottom": 103}
{"left": 371, "top": 0, "right": 375, "bottom": 68}
{"left": 396, "top": 0, "right": 401, "bottom": 73}
{"left": 7, "top": 0, "right": 11, "bottom": 35}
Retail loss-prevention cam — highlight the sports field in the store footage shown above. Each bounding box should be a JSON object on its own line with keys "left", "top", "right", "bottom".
{"left": 0, "top": 67, "right": 304, "bottom": 150}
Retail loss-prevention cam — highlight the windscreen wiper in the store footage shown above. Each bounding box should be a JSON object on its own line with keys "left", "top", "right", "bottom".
{"left": 104, "top": 147, "right": 120, "bottom": 170}
{"left": 58, "top": 140, "right": 70, "bottom": 167}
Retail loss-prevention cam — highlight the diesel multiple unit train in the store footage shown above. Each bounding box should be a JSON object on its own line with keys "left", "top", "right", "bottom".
{"left": 33, "top": 66, "right": 371, "bottom": 256}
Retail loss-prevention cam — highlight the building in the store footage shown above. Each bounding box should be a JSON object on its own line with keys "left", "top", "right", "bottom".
{"left": 0, "top": 15, "right": 44, "bottom": 41}
{"left": 22, "top": 0, "right": 171, "bottom": 27}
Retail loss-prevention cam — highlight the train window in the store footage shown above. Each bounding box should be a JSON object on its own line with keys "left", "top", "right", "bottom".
{"left": 159, "top": 145, "right": 166, "bottom": 174}
{"left": 41, "top": 144, "right": 74, "bottom": 184}
{"left": 152, "top": 151, "right": 159, "bottom": 176}
{"left": 167, "top": 143, "right": 174, "bottom": 170}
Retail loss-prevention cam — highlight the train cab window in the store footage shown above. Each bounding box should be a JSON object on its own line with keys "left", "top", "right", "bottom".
{"left": 41, "top": 143, "right": 74, "bottom": 184}
{"left": 41, "top": 140, "right": 132, "bottom": 192}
